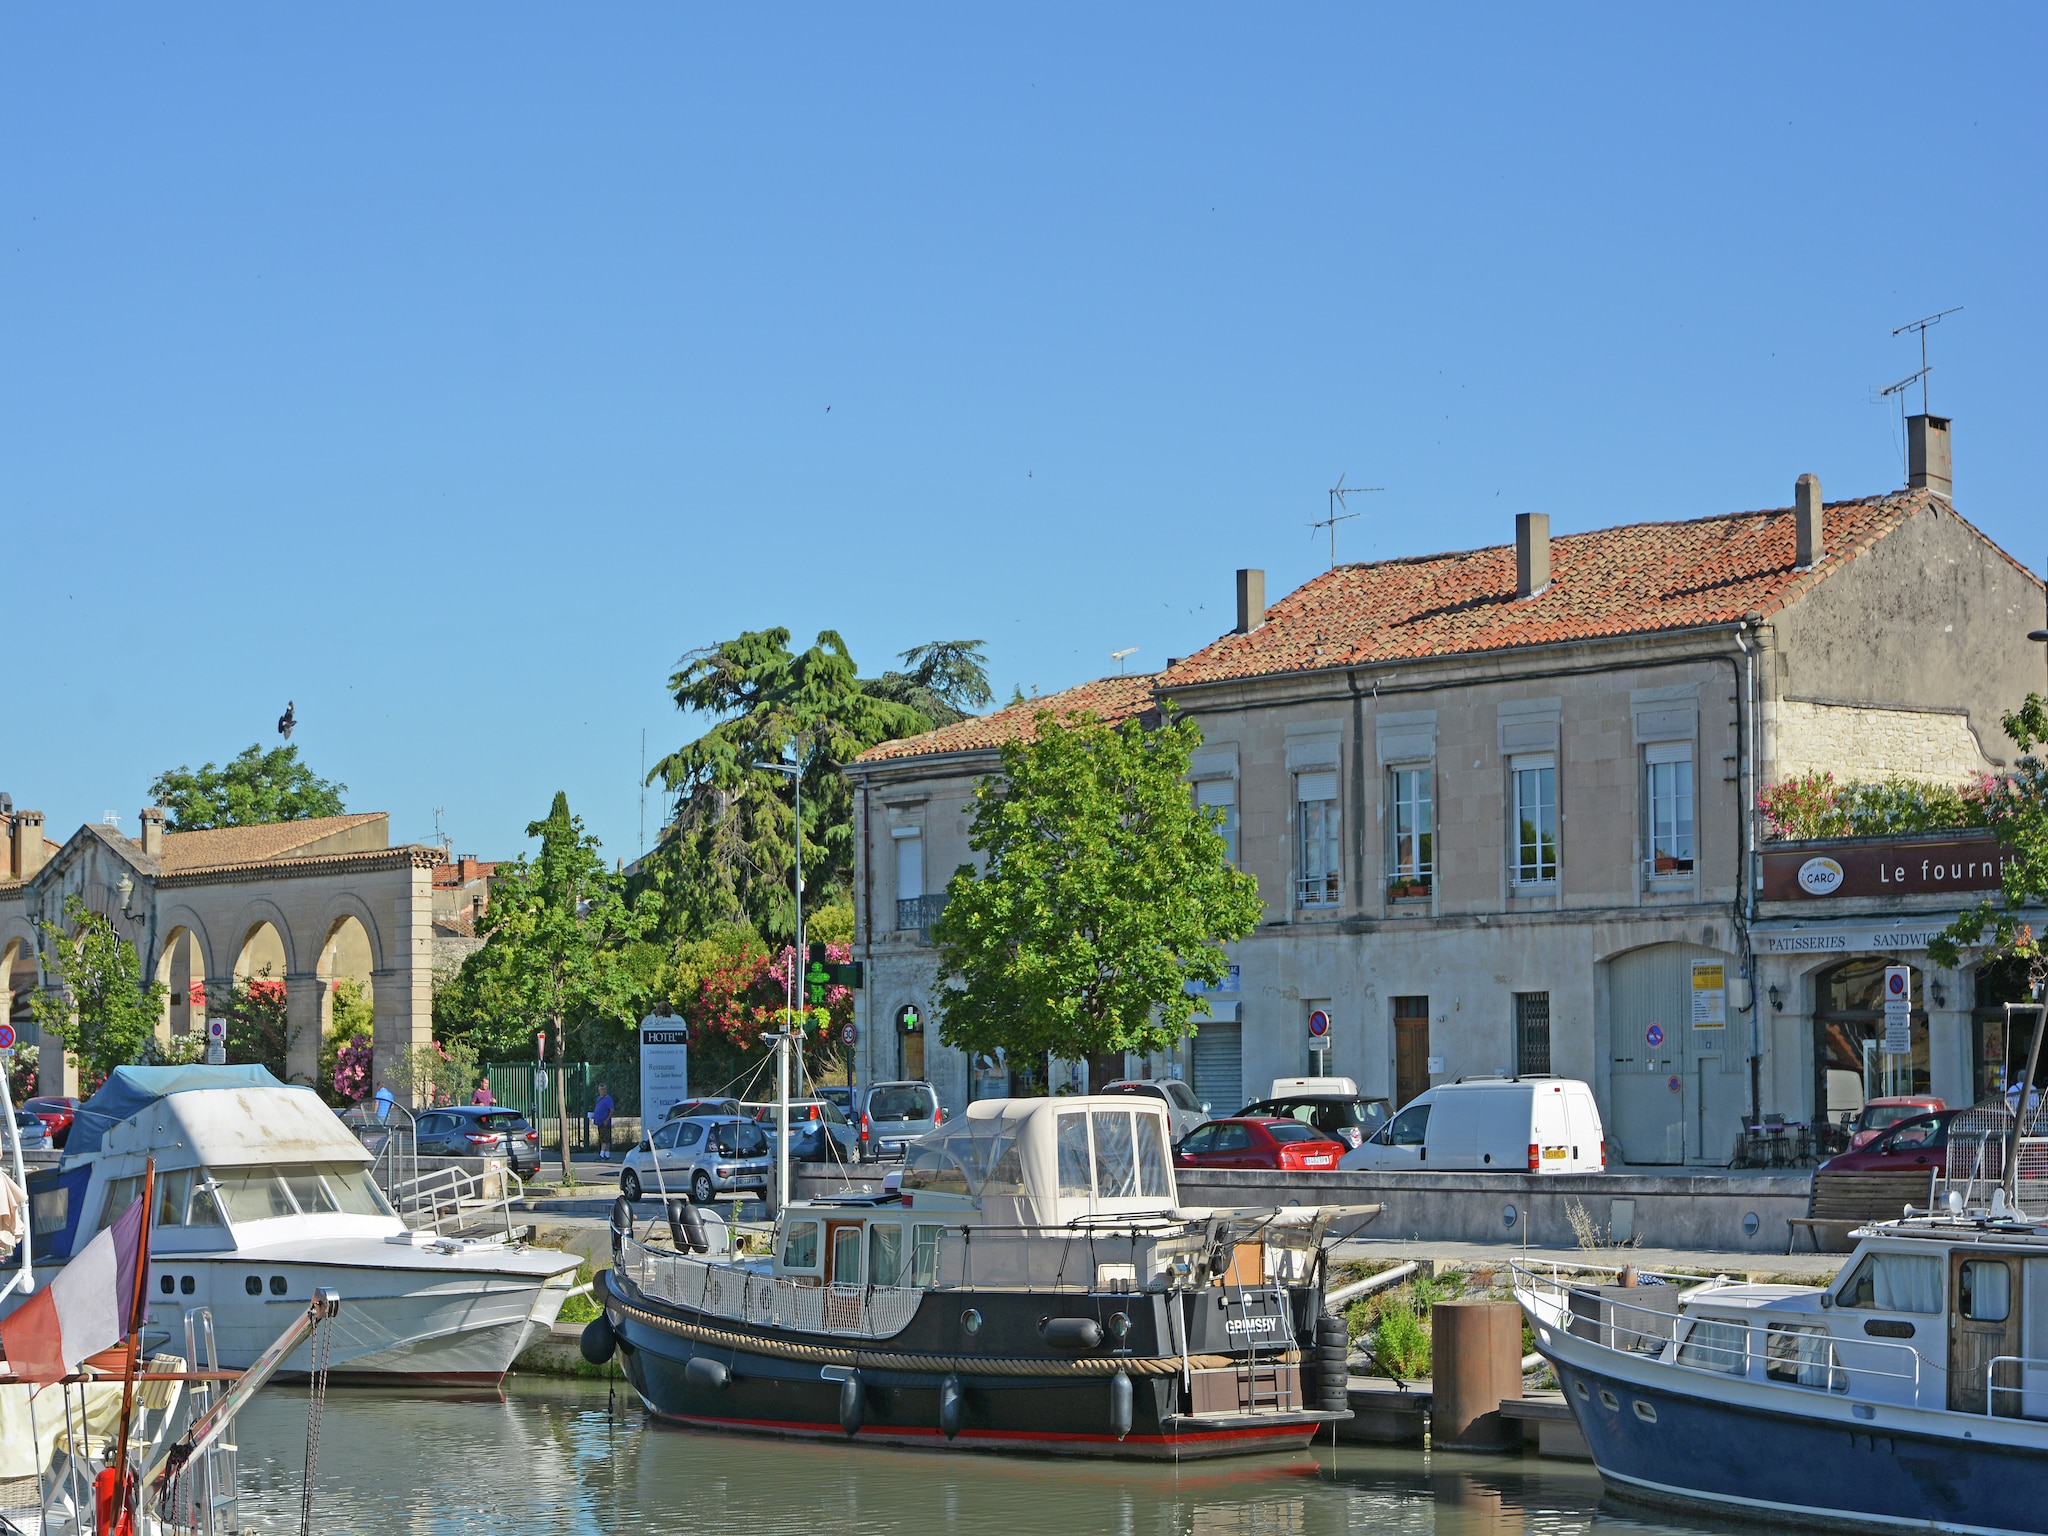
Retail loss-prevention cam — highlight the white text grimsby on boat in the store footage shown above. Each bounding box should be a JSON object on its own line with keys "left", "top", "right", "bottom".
{"left": 584, "top": 1030, "right": 1381, "bottom": 1458}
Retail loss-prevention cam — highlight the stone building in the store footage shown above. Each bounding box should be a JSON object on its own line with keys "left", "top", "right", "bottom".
{"left": 847, "top": 416, "right": 2047, "bottom": 1163}
{"left": 2, "top": 806, "right": 438, "bottom": 1099}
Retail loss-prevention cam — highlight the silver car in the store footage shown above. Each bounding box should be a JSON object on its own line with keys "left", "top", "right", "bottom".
{"left": 1102, "top": 1078, "right": 1208, "bottom": 1141}
{"left": 622, "top": 1115, "right": 773, "bottom": 1205}
{"left": 852, "top": 1081, "right": 943, "bottom": 1162}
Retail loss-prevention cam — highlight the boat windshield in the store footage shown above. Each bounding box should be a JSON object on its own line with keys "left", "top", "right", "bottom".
{"left": 901, "top": 1117, "right": 1026, "bottom": 1197}
{"left": 206, "top": 1163, "right": 395, "bottom": 1224}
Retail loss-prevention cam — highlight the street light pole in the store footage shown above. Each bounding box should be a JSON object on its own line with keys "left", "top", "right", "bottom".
{"left": 752, "top": 748, "right": 807, "bottom": 1214}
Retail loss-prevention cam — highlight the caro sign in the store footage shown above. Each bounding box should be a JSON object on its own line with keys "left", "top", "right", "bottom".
{"left": 1761, "top": 833, "right": 2015, "bottom": 901}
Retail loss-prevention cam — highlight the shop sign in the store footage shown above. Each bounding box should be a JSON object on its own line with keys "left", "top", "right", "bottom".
{"left": 1761, "top": 833, "right": 2015, "bottom": 901}
{"left": 1754, "top": 925, "right": 1953, "bottom": 955}
{"left": 1690, "top": 963, "right": 1726, "bottom": 1028}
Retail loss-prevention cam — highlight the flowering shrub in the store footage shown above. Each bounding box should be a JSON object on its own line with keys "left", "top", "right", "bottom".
{"left": 685, "top": 942, "right": 853, "bottom": 1050}
{"left": 5, "top": 1044, "right": 36, "bottom": 1102}
{"left": 1759, "top": 771, "right": 1999, "bottom": 842}
{"left": 334, "top": 1035, "right": 374, "bottom": 1101}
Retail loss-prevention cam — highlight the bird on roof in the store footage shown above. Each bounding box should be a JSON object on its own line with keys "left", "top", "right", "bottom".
{"left": 278, "top": 701, "right": 296, "bottom": 740}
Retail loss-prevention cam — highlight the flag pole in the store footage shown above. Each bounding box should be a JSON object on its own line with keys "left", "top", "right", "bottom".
{"left": 110, "top": 1156, "right": 156, "bottom": 1531}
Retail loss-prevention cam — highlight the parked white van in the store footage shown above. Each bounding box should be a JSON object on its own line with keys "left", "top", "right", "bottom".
{"left": 1337, "top": 1076, "right": 1605, "bottom": 1173}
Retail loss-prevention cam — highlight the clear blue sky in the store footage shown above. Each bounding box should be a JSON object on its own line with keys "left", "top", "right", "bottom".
{"left": 6, "top": 7, "right": 2043, "bottom": 865}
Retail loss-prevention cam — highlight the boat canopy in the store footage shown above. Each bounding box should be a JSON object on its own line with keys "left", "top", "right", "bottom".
{"left": 901, "top": 1095, "right": 1178, "bottom": 1227}
{"left": 66, "top": 1065, "right": 370, "bottom": 1171}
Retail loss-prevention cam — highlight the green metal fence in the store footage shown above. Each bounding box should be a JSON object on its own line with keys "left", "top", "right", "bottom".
{"left": 480, "top": 1063, "right": 638, "bottom": 1150}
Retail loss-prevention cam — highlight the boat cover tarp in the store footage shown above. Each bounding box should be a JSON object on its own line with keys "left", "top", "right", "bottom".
{"left": 68, "top": 1065, "right": 288, "bottom": 1158}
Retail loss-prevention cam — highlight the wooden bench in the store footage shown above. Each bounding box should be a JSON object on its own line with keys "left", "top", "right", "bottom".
{"left": 1786, "top": 1169, "right": 1935, "bottom": 1253}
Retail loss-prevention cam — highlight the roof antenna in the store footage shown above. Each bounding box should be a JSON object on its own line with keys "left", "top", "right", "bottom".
{"left": 1110, "top": 647, "right": 1138, "bottom": 675}
{"left": 1309, "top": 473, "right": 1383, "bottom": 570}
{"left": 1880, "top": 307, "right": 1962, "bottom": 480}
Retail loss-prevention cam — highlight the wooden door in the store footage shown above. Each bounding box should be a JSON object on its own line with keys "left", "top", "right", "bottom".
{"left": 1950, "top": 1252, "right": 2021, "bottom": 1414}
{"left": 826, "top": 1222, "right": 864, "bottom": 1286}
{"left": 1394, "top": 997, "right": 1430, "bottom": 1108}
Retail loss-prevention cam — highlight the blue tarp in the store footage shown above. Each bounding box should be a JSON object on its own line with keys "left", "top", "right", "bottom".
{"left": 66, "top": 1064, "right": 289, "bottom": 1158}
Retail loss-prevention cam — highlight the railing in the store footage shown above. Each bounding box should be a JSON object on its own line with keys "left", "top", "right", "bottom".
{"left": 1986, "top": 1356, "right": 2048, "bottom": 1420}
{"left": 623, "top": 1241, "right": 924, "bottom": 1340}
{"left": 1295, "top": 874, "right": 1341, "bottom": 908}
{"left": 1513, "top": 1260, "right": 1930, "bottom": 1407}
{"left": 388, "top": 1163, "right": 527, "bottom": 1242}
{"left": 896, "top": 894, "right": 949, "bottom": 932}
{"left": 345, "top": 1100, "right": 419, "bottom": 1208}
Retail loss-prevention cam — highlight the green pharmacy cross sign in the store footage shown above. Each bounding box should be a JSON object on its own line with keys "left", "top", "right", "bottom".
{"left": 804, "top": 943, "right": 865, "bottom": 1007}
{"left": 896, "top": 1004, "right": 922, "bottom": 1034}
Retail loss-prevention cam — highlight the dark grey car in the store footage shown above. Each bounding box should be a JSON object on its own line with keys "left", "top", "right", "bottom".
{"left": 413, "top": 1106, "right": 543, "bottom": 1176}
{"left": 852, "top": 1081, "right": 942, "bottom": 1162}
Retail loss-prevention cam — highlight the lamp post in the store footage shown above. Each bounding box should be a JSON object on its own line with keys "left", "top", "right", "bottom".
{"left": 752, "top": 747, "right": 807, "bottom": 1214}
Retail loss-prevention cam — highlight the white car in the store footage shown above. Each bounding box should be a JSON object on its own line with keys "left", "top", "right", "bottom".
{"left": 1340, "top": 1076, "right": 1605, "bottom": 1173}
{"left": 1101, "top": 1078, "right": 1207, "bottom": 1141}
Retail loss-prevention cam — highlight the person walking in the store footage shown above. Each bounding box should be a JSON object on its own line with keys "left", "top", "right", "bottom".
{"left": 592, "top": 1083, "right": 615, "bottom": 1161}
{"left": 472, "top": 1076, "right": 494, "bottom": 1106}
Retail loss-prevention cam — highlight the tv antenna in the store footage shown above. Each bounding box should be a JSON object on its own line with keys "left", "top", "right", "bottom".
{"left": 1890, "top": 306, "right": 1962, "bottom": 415}
{"left": 1110, "top": 647, "right": 1138, "bottom": 675}
{"left": 1309, "top": 473, "right": 1383, "bottom": 569}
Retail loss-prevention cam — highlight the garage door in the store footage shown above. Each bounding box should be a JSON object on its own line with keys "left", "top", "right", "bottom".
{"left": 1190, "top": 1022, "right": 1243, "bottom": 1117}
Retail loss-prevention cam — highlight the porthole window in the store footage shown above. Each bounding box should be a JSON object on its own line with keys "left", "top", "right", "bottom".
{"left": 1572, "top": 1379, "right": 1590, "bottom": 1400}
{"left": 1599, "top": 1389, "right": 1620, "bottom": 1411}
{"left": 181, "top": 1275, "right": 196, "bottom": 1295}
{"left": 1633, "top": 1400, "right": 1658, "bottom": 1423}
{"left": 269, "top": 1275, "right": 288, "bottom": 1296}
{"left": 160, "top": 1273, "right": 175, "bottom": 1295}
{"left": 245, "top": 1275, "right": 262, "bottom": 1296}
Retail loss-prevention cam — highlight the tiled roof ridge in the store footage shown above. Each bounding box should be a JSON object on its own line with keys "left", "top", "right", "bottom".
{"left": 158, "top": 844, "right": 441, "bottom": 885}
{"left": 853, "top": 672, "right": 1162, "bottom": 765}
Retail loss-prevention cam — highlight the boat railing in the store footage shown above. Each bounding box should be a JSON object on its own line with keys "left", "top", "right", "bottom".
{"left": 622, "top": 1239, "right": 924, "bottom": 1340}
{"left": 1984, "top": 1356, "right": 2048, "bottom": 1420}
{"left": 1513, "top": 1260, "right": 1930, "bottom": 1407}
{"left": 390, "top": 1162, "right": 526, "bottom": 1241}
{"left": 1939, "top": 1129, "right": 2048, "bottom": 1216}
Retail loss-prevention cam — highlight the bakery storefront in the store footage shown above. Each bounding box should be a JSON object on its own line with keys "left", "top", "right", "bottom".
{"left": 1752, "top": 830, "right": 2020, "bottom": 1146}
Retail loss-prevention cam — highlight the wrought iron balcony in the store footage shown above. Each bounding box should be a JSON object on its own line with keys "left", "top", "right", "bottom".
{"left": 896, "top": 893, "right": 950, "bottom": 933}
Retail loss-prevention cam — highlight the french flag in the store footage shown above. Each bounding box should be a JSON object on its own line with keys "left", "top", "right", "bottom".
{"left": 1, "top": 1193, "right": 146, "bottom": 1384}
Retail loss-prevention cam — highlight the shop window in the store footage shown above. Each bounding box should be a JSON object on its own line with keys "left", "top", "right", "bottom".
{"left": 1813, "top": 960, "right": 1927, "bottom": 1148}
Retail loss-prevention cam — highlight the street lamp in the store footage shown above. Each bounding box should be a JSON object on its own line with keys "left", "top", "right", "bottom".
{"left": 751, "top": 748, "right": 807, "bottom": 1214}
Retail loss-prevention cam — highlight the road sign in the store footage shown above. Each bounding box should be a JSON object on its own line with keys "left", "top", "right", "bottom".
{"left": 1667, "top": 1075, "right": 1684, "bottom": 1094}
{"left": 1307, "top": 1009, "right": 1331, "bottom": 1039}
{"left": 1645, "top": 1023, "right": 1665, "bottom": 1048}
{"left": 1883, "top": 965, "right": 1913, "bottom": 1054}
{"left": 0, "top": 1023, "right": 14, "bottom": 1051}
{"left": 841, "top": 1023, "right": 857, "bottom": 1045}
{"left": 534, "top": 1067, "right": 549, "bottom": 1094}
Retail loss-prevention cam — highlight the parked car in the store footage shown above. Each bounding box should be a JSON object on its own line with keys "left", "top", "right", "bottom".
{"left": 1237, "top": 1076, "right": 1392, "bottom": 1150}
{"left": 1173, "top": 1117, "right": 1346, "bottom": 1172}
{"left": 21, "top": 1095, "right": 81, "bottom": 1148}
{"left": 851, "top": 1081, "right": 943, "bottom": 1162}
{"left": 1341, "top": 1075, "right": 1605, "bottom": 1173}
{"left": 1819, "top": 1109, "right": 1963, "bottom": 1174}
{"left": 663, "top": 1097, "right": 744, "bottom": 1123}
{"left": 11, "top": 1108, "right": 52, "bottom": 1153}
{"left": 1101, "top": 1078, "right": 1207, "bottom": 1141}
{"left": 623, "top": 1115, "right": 774, "bottom": 1204}
{"left": 1848, "top": 1095, "right": 1946, "bottom": 1149}
{"left": 817, "top": 1085, "right": 855, "bottom": 1117}
{"left": 413, "top": 1106, "right": 543, "bottom": 1177}
{"left": 742, "top": 1099, "right": 861, "bottom": 1164}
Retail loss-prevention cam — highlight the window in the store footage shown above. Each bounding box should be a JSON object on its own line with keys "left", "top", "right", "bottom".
{"left": 1386, "top": 1103, "right": 1430, "bottom": 1147}
{"left": 831, "top": 1225, "right": 863, "bottom": 1286}
{"left": 154, "top": 1170, "right": 193, "bottom": 1228}
{"left": 1510, "top": 754, "right": 1558, "bottom": 886}
{"left": 1056, "top": 1113, "right": 1094, "bottom": 1197}
{"left": 1196, "top": 779, "right": 1238, "bottom": 864}
{"left": 1676, "top": 1318, "right": 1749, "bottom": 1375}
{"left": 96, "top": 1176, "right": 144, "bottom": 1233}
{"left": 895, "top": 829, "right": 923, "bottom": 902}
{"left": 911, "top": 1224, "right": 944, "bottom": 1287}
{"left": 1210, "top": 1123, "right": 1254, "bottom": 1153}
{"left": 676, "top": 1122, "right": 705, "bottom": 1148}
{"left": 1645, "top": 745, "right": 1695, "bottom": 876}
{"left": 1296, "top": 771, "right": 1342, "bottom": 907}
{"left": 1178, "top": 1125, "right": 1219, "bottom": 1155}
{"left": 1516, "top": 992, "right": 1552, "bottom": 1076}
{"left": 1266, "top": 1122, "right": 1325, "bottom": 1143}
{"left": 1765, "top": 1325, "right": 1845, "bottom": 1390}
{"left": 1092, "top": 1112, "right": 1138, "bottom": 1199}
{"left": 868, "top": 1224, "right": 904, "bottom": 1287}
{"left": 1135, "top": 1114, "right": 1171, "bottom": 1196}
{"left": 781, "top": 1219, "right": 821, "bottom": 1271}
{"left": 1835, "top": 1252, "right": 1942, "bottom": 1313}
{"left": 1387, "top": 768, "right": 1433, "bottom": 899}
{"left": 651, "top": 1123, "right": 681, "bottom": 1151}
{"left": 1960, "top": 1260, "right": 2011, "bottom": 1322}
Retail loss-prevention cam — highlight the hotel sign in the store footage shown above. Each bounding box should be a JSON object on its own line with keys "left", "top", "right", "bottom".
{"left": 1761, "top": 834, "right": 2015, "bottom": 902}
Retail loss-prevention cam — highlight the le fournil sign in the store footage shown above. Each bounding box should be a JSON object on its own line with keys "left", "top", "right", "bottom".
{"left": 1760, "top": 831, "right": 2016, "bottom": 903}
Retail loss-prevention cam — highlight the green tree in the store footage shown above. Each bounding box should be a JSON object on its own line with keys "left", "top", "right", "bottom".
{"left": 30, "top": 893, "right": 169, "bottom": 1086}
{"left": 1932, "top": 694, "right": 2048, "bottom": 999}
{"left": 148, "top": 744, "right": 347, "bottom": 830}
{"left": 446, "top": 792, "right": 655, "bottom": 1181}
{"left": 929, "top": 708, "right": 1263, "bottom": 1065}
{"left": 646, "top": 630, "right": 982, "bottom": 941}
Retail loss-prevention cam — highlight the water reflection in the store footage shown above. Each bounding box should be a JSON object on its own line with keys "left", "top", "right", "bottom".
{"left": 232, "top": 1381, "right": 1744, "bottom": 1536}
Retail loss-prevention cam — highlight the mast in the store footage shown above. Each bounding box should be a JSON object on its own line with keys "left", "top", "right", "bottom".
{"left": 110, "top": 1156, "right": 157, "bottom": 1528}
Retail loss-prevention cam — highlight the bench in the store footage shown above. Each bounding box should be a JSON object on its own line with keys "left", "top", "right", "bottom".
{"left": 1785, "top": 1169, "right": 1935, "bottom": 1253}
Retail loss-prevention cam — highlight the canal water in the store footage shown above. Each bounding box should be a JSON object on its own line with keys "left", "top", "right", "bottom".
{"left": 232, "top": 1380, "right": 1751, "bottom": 1535}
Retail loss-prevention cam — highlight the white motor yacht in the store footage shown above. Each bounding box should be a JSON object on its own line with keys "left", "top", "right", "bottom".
{"left": 4, "top": 1065, "right": 579, "bottom": 1383}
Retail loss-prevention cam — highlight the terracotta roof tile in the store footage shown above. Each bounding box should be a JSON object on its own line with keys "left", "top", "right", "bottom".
{"left": 157, "top": 813, "right": 387, "bottom": 873}
{"left": 1162, "top": 491, "right": 1945, "bottom": 688}
{"left": 854, "top": 674, "right": 1161, "bottom": 764}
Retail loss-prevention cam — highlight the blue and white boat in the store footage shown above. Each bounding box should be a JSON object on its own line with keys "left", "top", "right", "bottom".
{"left": 1516, "top": 1200, "right": 2048, "bottom": 1534}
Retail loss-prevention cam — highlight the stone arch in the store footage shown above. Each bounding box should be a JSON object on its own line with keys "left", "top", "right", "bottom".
{"left": 0, "top": 930, "right": 36, "bottom": 1030}
{"left": 154, "top": 926, "right": 209, "bottom": 1041}
{"left": 316, "top": 911, "right": 377, "bottom": 1040}
{"left": 230, "top": 899, "right": 298, "bottom": 982}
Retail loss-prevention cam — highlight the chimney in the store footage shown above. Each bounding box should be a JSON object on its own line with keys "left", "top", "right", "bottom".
{"left": 1795, "top": 473, "right": 1824, "bottom": 567}
{"left": 1235, "top": 568, "right": 1266, "bottom": 634}
{"left": 1908, "top": 414, "right": 1953, "bottom": 499}
{"left": 1515, "top": 513, "right": 1550, "bottom": 598}
{"left": 10, "top": 809, "right": 46, "bottom": 880}
{"left": 139, "top": 807, "right": 165, "bottom": 859}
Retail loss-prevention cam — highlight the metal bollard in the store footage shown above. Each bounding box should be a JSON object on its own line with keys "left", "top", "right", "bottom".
{"left": 1430, "top": 1301, "right": 1524, "bottom": 1450}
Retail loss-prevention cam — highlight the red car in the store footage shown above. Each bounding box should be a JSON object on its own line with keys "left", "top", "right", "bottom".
{"left": 1819, "top": 1109, "right": 1960, "bottom": 1173}
{"left": 21, "top": 1096, "right": 81, "bottom": 1148}
{"left": 1174, "top": 1117, "right": 1346, "bottom": 1171}
{"left": 1848, "top": 1095, "right": 1945, "bottom": 1149}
